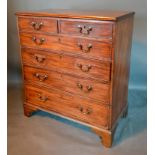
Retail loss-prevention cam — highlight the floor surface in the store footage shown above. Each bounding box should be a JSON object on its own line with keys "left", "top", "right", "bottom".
{"left": 8, "top": 84, "right": 147, "bottom": 155}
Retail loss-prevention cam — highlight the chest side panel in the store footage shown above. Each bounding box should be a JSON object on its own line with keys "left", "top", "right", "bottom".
{"left": 111, "top": 15, "right": 134, "bottom": 126}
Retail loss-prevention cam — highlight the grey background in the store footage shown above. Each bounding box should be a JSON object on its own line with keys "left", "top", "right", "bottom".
{"left": 7, "top": 1, "right": 147, "bottom": 154}
{"left": 8, "top": 0, "right": 147, "bottom": 90}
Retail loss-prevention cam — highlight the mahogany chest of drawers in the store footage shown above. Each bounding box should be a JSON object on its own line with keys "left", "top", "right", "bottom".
{"left": 16, "top": 9, "right": 134, "bottom": 148}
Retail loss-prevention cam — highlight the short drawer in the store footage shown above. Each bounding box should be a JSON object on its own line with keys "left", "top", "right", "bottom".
{"left": 20, "top": 32, "right": 112, "bottom": 60}
{"left": 22, "top": 48, "right": 111, "bottom": 82}
{"left": 59, "top": 19, "right": 113, "bottom": 38}
{"left": 18, "top": 17, "right": 57, "bottom": 34}
{"left": 25, "top": 85, "right": 110, "bottom": 129}
{"left": 24, "top": 66, "right": 110, "bottom": 103}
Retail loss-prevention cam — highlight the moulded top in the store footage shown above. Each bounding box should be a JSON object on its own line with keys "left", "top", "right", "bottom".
{"left": 15, "top": 9, "right": 135, "bottom": 21}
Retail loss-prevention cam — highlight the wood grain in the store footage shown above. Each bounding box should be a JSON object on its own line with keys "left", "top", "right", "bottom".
{"left": 18, "top": 16, "right": 58, "bottom": 34}
{"left": 19, "top": 32, "right": 112, "bottom": 60}
{"left": 25, "top": 84, "right": 111, "bottom": 129}
{"left": 15, "top": 9, "right": 135, "bottom": 21}
{"left": 21, "top": 48, "right": 111, "bottom": 82}
{"left": 23, "top": 66, "right": 110, "bottom": 103}
{"left": 59, "top": 19, "right": 113, "bottom": 37}
{"left": 111, "top": 16, "right": 134, "bottom": 124}
{"left": 16, "top": 9, "right": 134, "bottom": 148}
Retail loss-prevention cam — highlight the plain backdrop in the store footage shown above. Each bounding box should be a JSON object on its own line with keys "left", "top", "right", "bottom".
{"left": 7, "top": 1, "right": 147, "bottom": 154}
{"left": 7, "top": 0, "right": 147, "bottom": 90}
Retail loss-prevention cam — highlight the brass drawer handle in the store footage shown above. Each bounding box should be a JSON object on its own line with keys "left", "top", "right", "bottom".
{"left": 78, "top": 106, "right": 92, "bottom": 115}
{"left": 78, "top": 43, "right": 92, "bottom": 53}
{"left": 31, "top": 22, "right": 43, "bottom": 30}
{"left": 77, "top": 25, "right": 92, "bottom": 35}
{"left": 32, "top": 37, "right": 45, "bottom": 45}
{"left": 77, "top": 64, "right": 92, "bottom": 72}
{"left": 34, "top": 73, "right": 48, "bottom": 82}
{"left": 77, "top": 83, "right": 83, "bottom": 89}
{"left": 38, "top": 94, "right": 48, "bottom": 102}
{"left": 34, "top": 54, "right": 46, "bottom": 63}
{"left": 77, "top": 83, "right": 93, "bottom": 92}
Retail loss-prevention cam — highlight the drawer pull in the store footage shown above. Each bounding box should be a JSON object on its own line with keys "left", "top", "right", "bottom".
{"left": 32, "top": 37, "right": 45, "bottom": 45}
{"left": 78, "top": 43, "right": 92, "bottom": 53}
{"left": 38, "top": 94, "right": 48, "bottom": 102}
{"left": 78, "top": 106, "right": 92, "bottom": 115}
{"left": 77, "top": 25, "right": 92, "bottom": 35}
{"left": 34, "top": 54, "right": 46, "bottom": 63}
{"left": 77, "top": 83, "right": 93, "bottom": 92}
{"left": 31, "top": 22, "right": 43, "bottom": 30}
{"left": 77, "top": 83, "right": 83, "bottom": 89}
{"left": 86, "top": 85, "right": 93, "bottom": 92}
{"left": 34, "top": 73, "right": 48, "bottom": 82}
{"left": 77, "top": 64, "right": 92, "bottom": 72}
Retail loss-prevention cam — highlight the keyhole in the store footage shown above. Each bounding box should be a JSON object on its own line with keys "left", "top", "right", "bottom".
{"left": 58, "top": 38, "right": 61, "bottom": 42}
{"left": 59, "top": 54, "right": 63, "bottom": 59}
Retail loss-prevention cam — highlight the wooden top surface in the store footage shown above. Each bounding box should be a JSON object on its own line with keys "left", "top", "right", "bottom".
{"left": 15, "top": 9, "right": 135, "bottom": 21}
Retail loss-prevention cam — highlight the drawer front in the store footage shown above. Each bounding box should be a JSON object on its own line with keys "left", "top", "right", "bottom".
{"left": 24, "top": 66, "right": 110, "bottom": 103}
{"left": 22, "top": 48, "right": 111, "bottom": 82}
{"left": 18, "top": 17, "right": 57, "bottom": 34}
{"left": 59, "top": 19, "right": 113, "bottom": 38}
{"left": 20, "top": 32, "right": 112, "bottom": 60}
{"left": 25, "top": 85, "right": 110, "bottom": 129}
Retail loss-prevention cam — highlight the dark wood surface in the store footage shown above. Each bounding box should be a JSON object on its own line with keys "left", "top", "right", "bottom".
{"left": 111, "top": 16, "right": 134, "bottom": 125}
{"left": 21, "top": 48, "right": 111, "bottom": 82}
{"left": 18, "top": 16, "right": 58, "bottom": 34}
{"left": 25, "top": 84, "right": 110, "bottom": 129}
{"left": 59, "top": 19, "right": 113, "bottom": 37}
{"left": 16, "top": 10, "right": 134, "bottom": 148}
{"left": 16, "top": 9, "right": 135, "bottom": 21}
{"left": 20, "top": 33, "right": 112, "bottom": 60}
{"left": 24, "top": 66, "right": 110, "bottom": 103}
